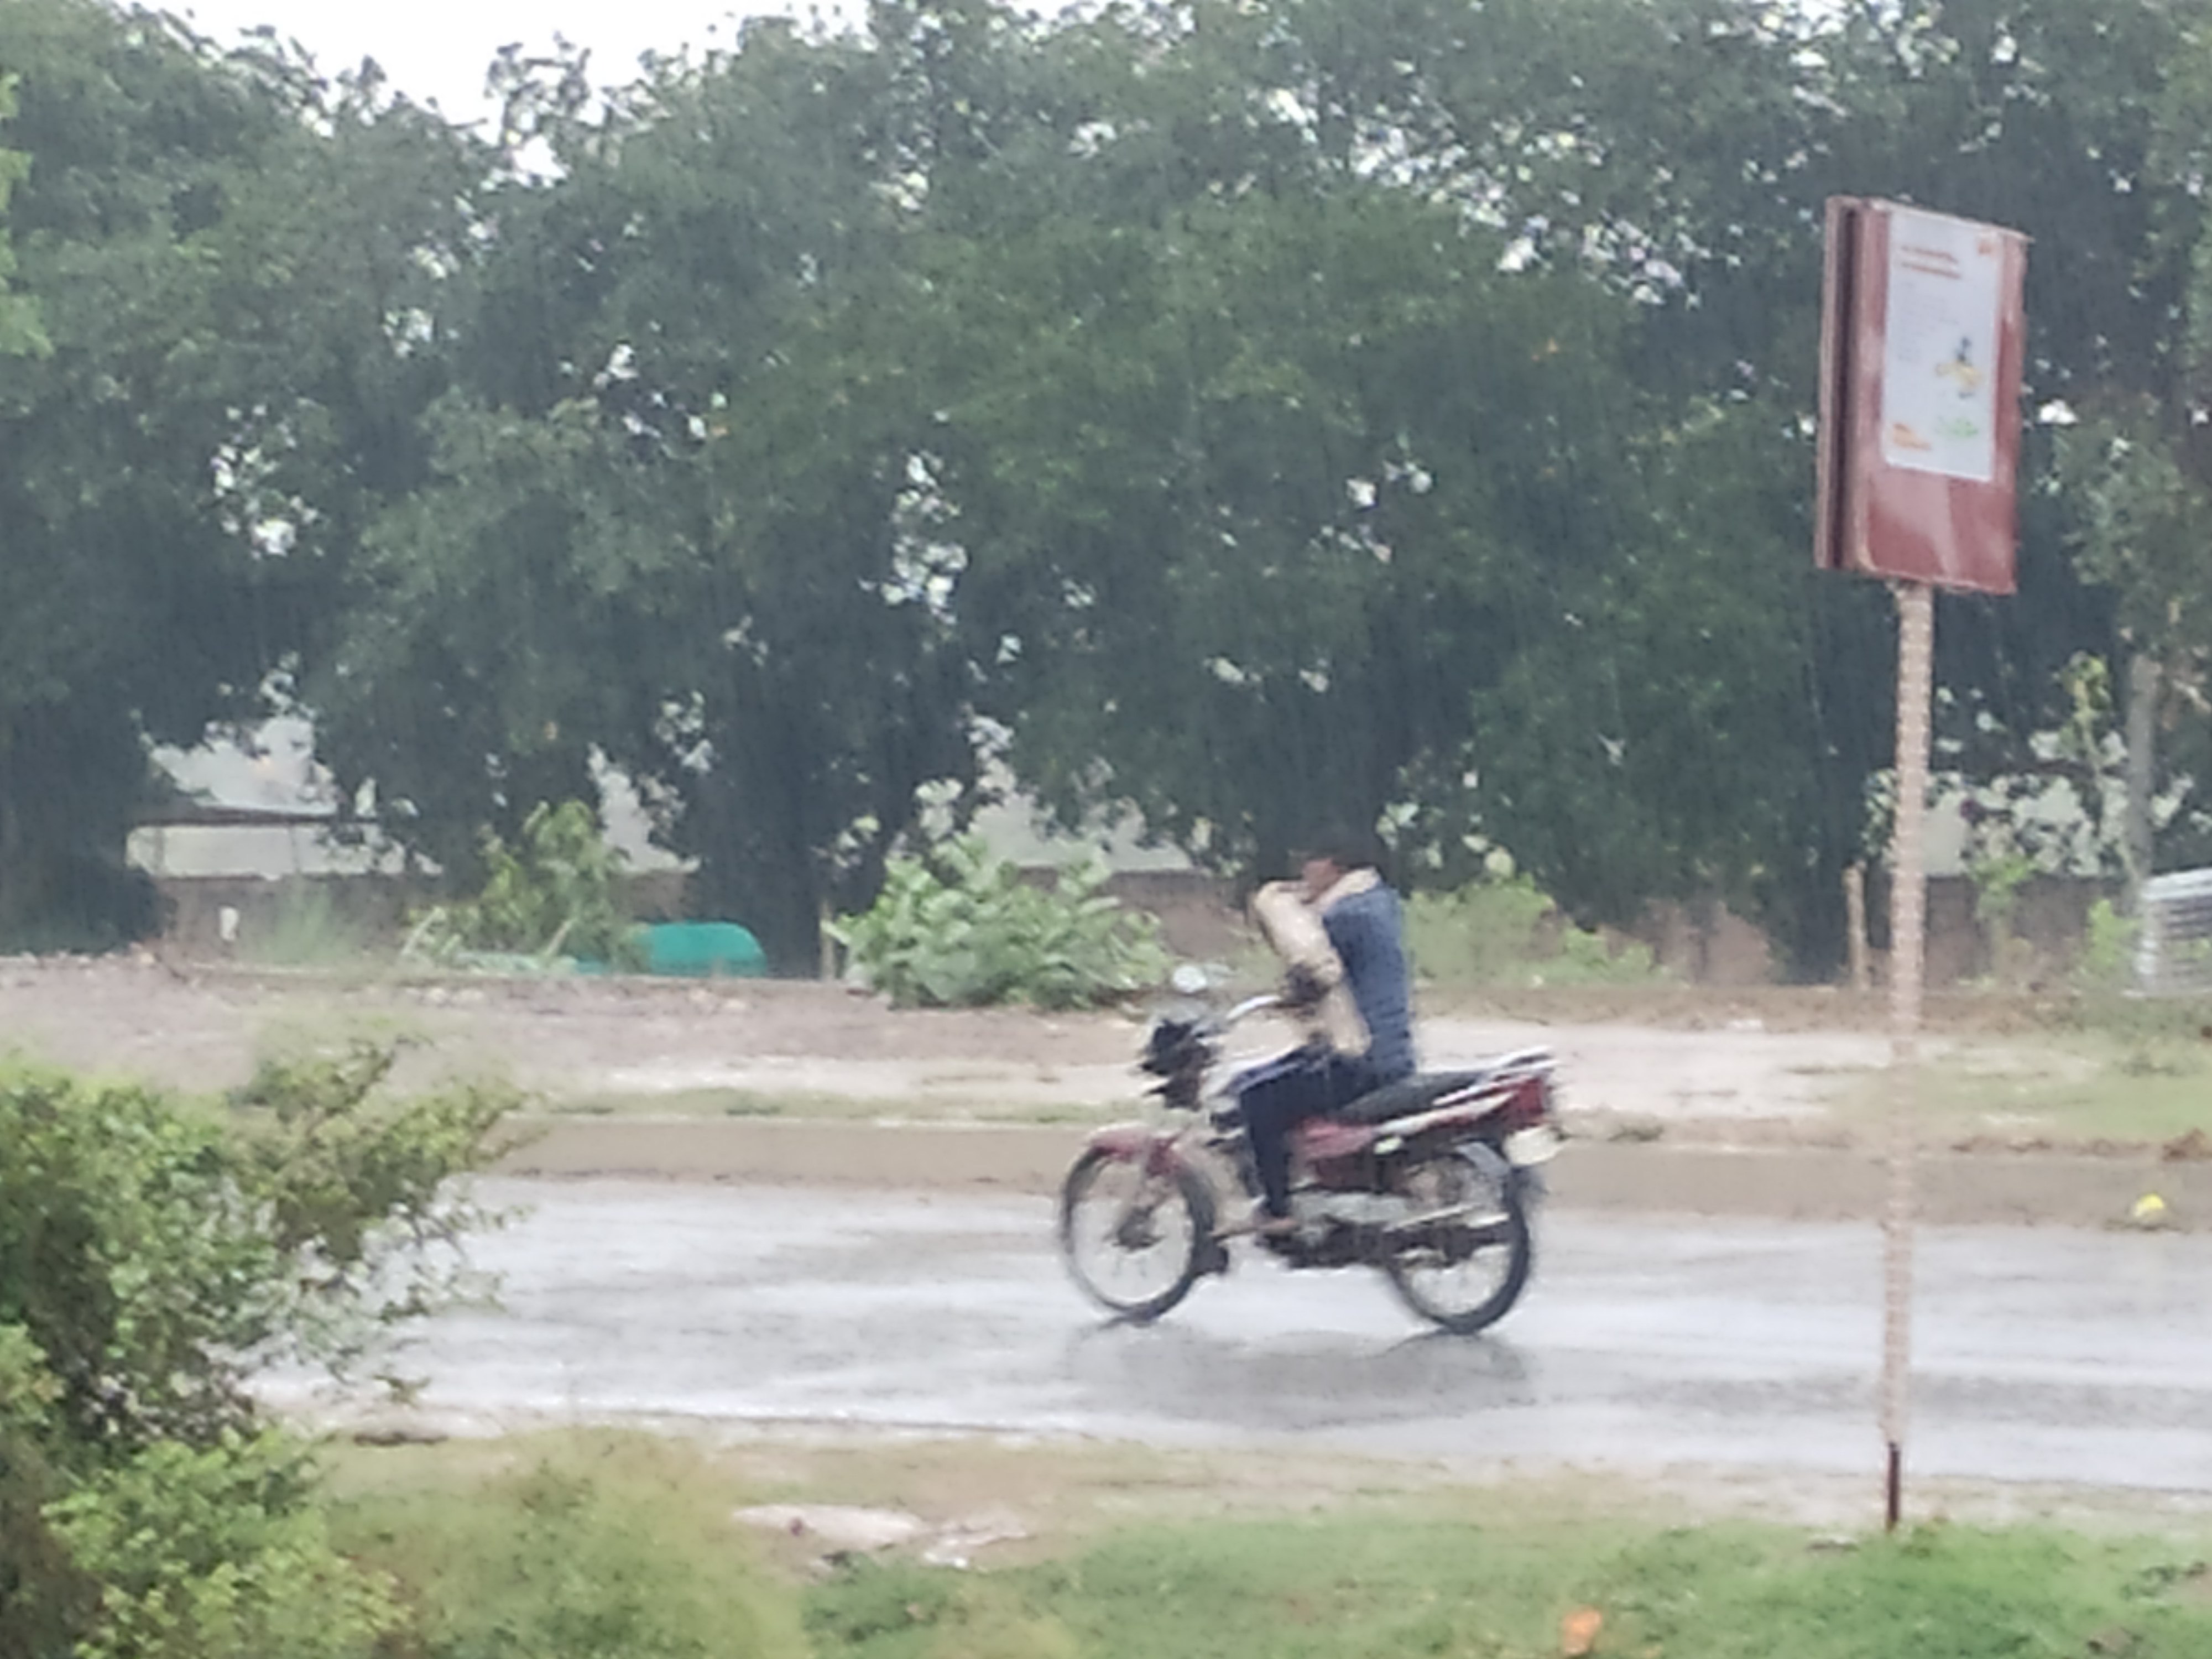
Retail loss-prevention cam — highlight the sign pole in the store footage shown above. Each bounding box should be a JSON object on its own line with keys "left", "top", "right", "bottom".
{"left": 1820, "top": 197, "right": 2024, "bottom": 1530}
{"left": 1881, "top": 577, "right": 1935, "bottom": 1530}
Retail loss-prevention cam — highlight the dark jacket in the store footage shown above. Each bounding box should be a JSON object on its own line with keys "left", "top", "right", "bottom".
{"left": 1321, "top": 880, "right": 1415, "bottom": 1083}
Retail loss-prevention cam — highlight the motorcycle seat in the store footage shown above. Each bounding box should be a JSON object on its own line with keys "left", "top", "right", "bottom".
{"left": 1334, "top": 1069, "right": 1497, "bottom": 1126}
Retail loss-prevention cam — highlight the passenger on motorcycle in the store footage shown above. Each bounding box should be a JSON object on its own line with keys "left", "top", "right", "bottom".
{"left": 1226, "top": 828, "right": 1416, "bottom": 1236}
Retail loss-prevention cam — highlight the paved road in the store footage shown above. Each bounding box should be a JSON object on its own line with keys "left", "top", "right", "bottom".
{"left": 385, "top": 1178, "right": 2212, "bottom": 1496}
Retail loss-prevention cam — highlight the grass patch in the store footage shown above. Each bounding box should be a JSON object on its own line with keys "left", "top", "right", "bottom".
{"left": 805, "top": 1515, "right": 2212, "bottom": 1659}
{"left": 810, "top": 1522, "right": 2212, "bottom": 1659}
{"left": 321, "top": 1431, "right": 2212, "bottom": 1659}
{"left": 1837, "top": 1033, "right": 2212, "bottom": 1146}
{"left": 238, "top": 885, "right": 383, "bottom": 970}
{"left": 328, "top": 1431, "right": 810, "bottom": 1659}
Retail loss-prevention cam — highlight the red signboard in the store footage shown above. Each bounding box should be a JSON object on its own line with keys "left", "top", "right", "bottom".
{"left": 1816, "top": 199, "right": 2029, "bottom": 595}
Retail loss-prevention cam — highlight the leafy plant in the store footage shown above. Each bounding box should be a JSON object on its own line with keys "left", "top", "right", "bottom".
{"left": 832, "top": 836, "right": 1170, "bottom": 1010}
{"left": 46, "top": 1434, "right": 400, "bottom": 1659}
{"left": 0, "top": 1047, "right": 509, "bottom": 1658}
{"left": 411, "top": 801, "right": 645, "bottom": 969}
{"left": 1968, "top": 851, "right": 2038, "bottom": 984}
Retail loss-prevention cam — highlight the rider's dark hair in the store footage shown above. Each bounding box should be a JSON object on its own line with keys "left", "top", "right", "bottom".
{"left": 1295, "top": 823, "right": 1382, "bottom": 873}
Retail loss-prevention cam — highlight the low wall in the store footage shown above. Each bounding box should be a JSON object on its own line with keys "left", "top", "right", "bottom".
{"left": 152, "top": 870, "right": 690, "bottom": 959}
{"left": 1098, "top": 869, "right": 1246, "bottom": 960}
{"left": 150, "top": 867, "right": 2117, "bottom": 990}
{"left": 1863, "top": 872, "right": 2115, "bottom": 987}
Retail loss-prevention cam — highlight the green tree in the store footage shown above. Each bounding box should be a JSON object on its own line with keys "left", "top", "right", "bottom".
{"left": 0, "top": 72, "right": 44, "bottom": 355}
{"left": 312, "top": 18, "right": 991, "bottom": 967}
{"left": 2042, "top": 9, "right": 2212, "bottom": 886}
{"left": 0, "top": 0, "right": 484, "bottom": 948}
{"left": 1239, "top": 0, "right": 2208, "bottom": 953}
{"left": 250, "top": 0, "right": 2212, "bottom": 976}
{"left": 319, "top": 0, "right": 1864, "bottom": 963}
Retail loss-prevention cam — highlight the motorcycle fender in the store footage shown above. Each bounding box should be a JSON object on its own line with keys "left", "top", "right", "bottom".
{"left": 1086, "top": 1121, "right": 1187, "bottom": 1178}
{"left": 1503, "top": 1124, "right": 1564, "bottom": 1167}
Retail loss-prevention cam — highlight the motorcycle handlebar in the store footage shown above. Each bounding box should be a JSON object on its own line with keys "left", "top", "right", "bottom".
{"left": 1218, "top": 993, "right": 1284, "bottom": 1027}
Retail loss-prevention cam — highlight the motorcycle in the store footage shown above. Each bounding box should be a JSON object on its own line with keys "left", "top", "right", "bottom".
{"left": 1057, "top": 988, "right": 1563, "bottom": 1334}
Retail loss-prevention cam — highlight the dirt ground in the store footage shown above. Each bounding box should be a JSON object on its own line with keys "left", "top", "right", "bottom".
{"left": 0, "top": 953, "right": 1144, "bottom": 1098}
{"left": 2, "top": 952, "right": 1917, "bottom": 1122}
{"left": 3, "top": 954, "right": 2203, "bottom": 1225}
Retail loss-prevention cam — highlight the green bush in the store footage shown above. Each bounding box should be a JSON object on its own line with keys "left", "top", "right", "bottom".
{"left": 0, "top": 1049, "right": 510, "bottom": 1659}
{"left": 0, "top": 1324, "right": 84, "bottom": 1658}
{"left": 46, "top": 1434, "right": 400, "bottom": 1659}
{"left": 413, "top": 800, "right": 645, "bottom": 968}
{"left": 832, "top": 836, "right": 1171, "bottom": 1010}
{"left": 1406, "top": 876, "right": 1662, "bottom": 989}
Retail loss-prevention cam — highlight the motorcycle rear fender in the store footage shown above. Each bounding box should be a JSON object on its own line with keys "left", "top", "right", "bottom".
{"left": 1086, "top": 1121, "right": 1190, "bottom": 1178}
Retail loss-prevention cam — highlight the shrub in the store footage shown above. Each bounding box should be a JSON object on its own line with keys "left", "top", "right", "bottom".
{"left": 46, "top": 1434, "right": 400, "bottom": 1659}
{"left": 412, "top": 800, "right": 645, "bottom": 968}
{"left": 0, "top": 1324, "right": 84, "bottom": 1658}
{"left": 833, "top": 836, "right": 1170, "bottom": 1009}
{"left": 0, "top": 1049, "right": 510, "bottom": 1659}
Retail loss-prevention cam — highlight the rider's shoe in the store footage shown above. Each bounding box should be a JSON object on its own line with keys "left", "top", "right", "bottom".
{"left": 1215, "top": 1201, "right": 1298, "bottom": 1240}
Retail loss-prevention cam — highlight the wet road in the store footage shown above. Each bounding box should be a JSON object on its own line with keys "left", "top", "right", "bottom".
{"left": 395, "top": 1179, "right": 2212, "bottom": 1495}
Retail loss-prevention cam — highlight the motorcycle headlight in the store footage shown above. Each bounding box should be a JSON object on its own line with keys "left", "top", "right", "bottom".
{"left": 1140, "top": 1016, "right": 1202, "bottom": 1076}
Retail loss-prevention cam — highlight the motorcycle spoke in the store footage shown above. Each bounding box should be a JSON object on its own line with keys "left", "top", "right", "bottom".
{"left": 1062, "top": 1155, "right": 1203, "bottom": 1318}
{"left": 1383, "top": 1150, "right": 1531, "bottom": 1334}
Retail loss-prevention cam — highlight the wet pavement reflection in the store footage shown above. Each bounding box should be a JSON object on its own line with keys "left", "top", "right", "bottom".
{"left": 387, "top": 1178, "right": 2212, "bottom": 1494}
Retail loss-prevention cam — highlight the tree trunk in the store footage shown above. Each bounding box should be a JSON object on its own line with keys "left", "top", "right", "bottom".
{"left": 0, "top": 719, "right": 22, "bottom": 938}
{"left": 2122, "top": 650, "right": 2161, "bottom": 914}
{"left": 0, "top": 703, "right": 164, "bottom": 951}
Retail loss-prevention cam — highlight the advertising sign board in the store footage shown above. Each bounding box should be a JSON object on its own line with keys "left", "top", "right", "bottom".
{"left": 1816, "top": 199, "right": 2029, "bottom": 594}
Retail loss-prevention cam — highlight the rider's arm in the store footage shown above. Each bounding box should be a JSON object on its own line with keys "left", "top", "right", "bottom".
{"left": 1249, "top": 882, "right": 1370, "bottom": 1055}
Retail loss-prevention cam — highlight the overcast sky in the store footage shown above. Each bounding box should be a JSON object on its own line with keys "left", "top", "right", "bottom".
{"left": 170, "top": 0, "right": 854, "bottom": 122}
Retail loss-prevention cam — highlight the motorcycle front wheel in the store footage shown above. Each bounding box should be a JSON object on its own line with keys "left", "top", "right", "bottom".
{"left": 1058, "top": 1147, "right": 1215, "bottom": 1323}
{"left": 1381, "top": 1145, "right": 1532, "bottom": 1335}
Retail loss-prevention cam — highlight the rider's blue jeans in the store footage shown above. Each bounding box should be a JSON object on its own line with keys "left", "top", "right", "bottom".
{"left": 1234, "top": 1049, "right": 1392, "bottom": 1218}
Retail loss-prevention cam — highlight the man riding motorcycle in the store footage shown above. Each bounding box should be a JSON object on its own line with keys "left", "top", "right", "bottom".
{"left": 1225, "top": 828, "right": 1416, "bottom": 1235}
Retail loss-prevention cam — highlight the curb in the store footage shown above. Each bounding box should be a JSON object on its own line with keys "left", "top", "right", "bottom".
{"left": 494, "top": 1117, "right": 2212, "bottom": 1232}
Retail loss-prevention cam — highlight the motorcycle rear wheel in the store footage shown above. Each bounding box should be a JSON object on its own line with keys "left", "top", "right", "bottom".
{"left": 1380, "top": 1146, "right": 1532, "bottom": 1335}
{"left": 1059, "top": 1147, "right": 1214, "bottom": 1323}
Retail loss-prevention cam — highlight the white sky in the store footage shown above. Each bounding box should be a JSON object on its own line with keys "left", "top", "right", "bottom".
{"left": 170, "top": 0, "right": 852, "bottom": 123}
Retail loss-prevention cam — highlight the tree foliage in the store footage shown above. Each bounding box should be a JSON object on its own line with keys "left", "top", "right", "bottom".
{"left": 9, "top": 0, "right": 2212, "bottom": 971}
{"left": 0, "top": 0, "right": 485, "bottom": 948}
{"left": 0, "top": 71, "right": 44, "bottom": 356}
